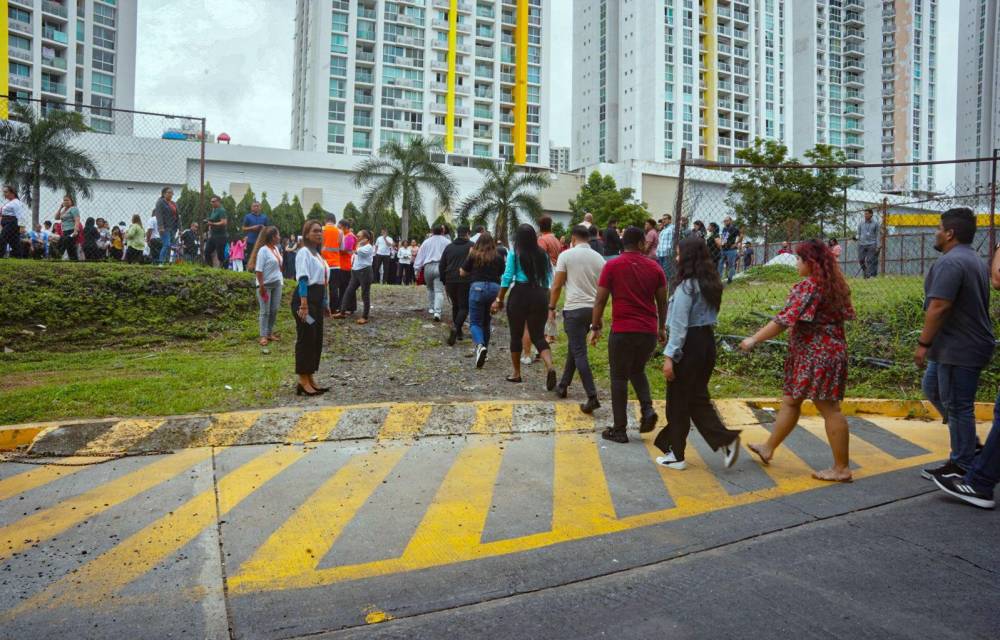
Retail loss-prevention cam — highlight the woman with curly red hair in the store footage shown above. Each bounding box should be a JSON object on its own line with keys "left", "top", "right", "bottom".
{"left": 740, "top": 239, "right": 856, "bottom": 482}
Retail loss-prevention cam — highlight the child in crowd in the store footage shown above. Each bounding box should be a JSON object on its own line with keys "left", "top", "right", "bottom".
{"left": 230, "top": 236, "right": 247, "bottom": 271}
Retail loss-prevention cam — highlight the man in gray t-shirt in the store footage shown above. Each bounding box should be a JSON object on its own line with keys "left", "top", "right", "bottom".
{"left": 916, "top": 208, "right": 995, "bottom": 479}
{"left": 857, "top": 209, "right": 880, "bottom": 278}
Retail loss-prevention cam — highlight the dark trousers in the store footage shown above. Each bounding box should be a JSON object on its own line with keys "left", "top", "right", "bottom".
{"left": 125, "top": 247, "right": 143, "bottom": 263}
{"left": 205, "top": 236, "right": 227, "bottom": 268}
{"left": 0, "top": 218, "right": 21, "bottom": 258}
{"left": 291, "top": 284, "right": 325, "bottom": 375}
{"left": 559, "top": 307, "right": 598, "bottom": 398}
{"left": 58, "top": 231, "right": 78, "bottom": 260}
{"left": 966, "top": 389, "right": 1000, "bottom": 493}
{"left": 654, "top": 326, "right": 739, "bottom": 459}
{"left": 388, "top": 258, "right": 399, "bottom": 284}
{"left": 341, "top": 267, "right": 373, "bottom": 319}
{"left": 399, "top": 263, "right": 414, "bottom": 285}
{"left": 327, "top": 268, "right": 341, "bottom": 311}
{"left": 446, "top": 281, "right": 471, "bottom": 333}
{"left": 335, "top": 268, "right": 356, "bottom": 312}
{"left": 373, "top": 254, "right": 389, "bottom": 283}
{"left": 506, "top": 285, "right": 550, "bottom": 354}
{"left": 608, "top": 332, "right": 656, "bottom": 430}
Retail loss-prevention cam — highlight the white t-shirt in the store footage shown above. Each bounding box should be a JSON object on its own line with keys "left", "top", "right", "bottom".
{"left": 146, "top": 217, "right": 160, "bottom": 240}
{"left": 255, "top": 245, "right": 284, "bottom": 286}
{"left": 295, "top": 247, "right": 328, "bottom": 285}
{"left": 397, "top": 246, "right": 413, "bottom": 265}
{"left": 374, "top": 235, "right": 394, "bottom": 256}
{"left": 1, "top": 198, "right": 29, "bottom": 225}
{"left": 555, "top": 243, "right": 606, "bottom": 311}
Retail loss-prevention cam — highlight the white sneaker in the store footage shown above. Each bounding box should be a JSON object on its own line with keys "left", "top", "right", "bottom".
{"left": 520, "top": 356, "right": 532, "bottom": 365}
{"left": 722, "top": 435, "right": 740, "bottom": 469}
{"left": 475, "top": 344, "right": 488, "bottom": 369}
{"left": 655, "top": 452, "right": 687, "bottom": 470}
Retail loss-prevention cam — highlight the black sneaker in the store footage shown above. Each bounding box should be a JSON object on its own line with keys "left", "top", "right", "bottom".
{"left": 601, "top": 427, "right": 628, "bottom": 443}
{"left": 932, "top": 474, "right": 996, "bottom": 509}
{"left": 555, "top": 385, "right": 568, "bottom": 399}
{"left": 447, "top": 329, "right": 458, "bottom": 346}
{"left": 921, "top": 461, "right": 966, "bottom": 481}
{"left": 579, "top": 396, "right": 601, "bottom": 414}
{"left": 639, "top": 412, "right": 659, "bottom": 434}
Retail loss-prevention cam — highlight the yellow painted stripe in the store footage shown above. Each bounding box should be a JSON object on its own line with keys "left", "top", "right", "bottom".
{"left": 230, "top": 446, "right": 408, "bottom": 592}
{"left": 445, "top": 0, "right": 458, "bottom": 153}
{"left": 551, "top": 433, "right": 620, "bottom": 536}
{"left": 0, "top": 0, "right": 8, "bottom": 120}
{"left": 553, "top": 402, "right": 595, "bottom": 433}
{"left": 887, "top": 213, "right": 996, "bottom": 228}
{"left": 0, "top": 448, "right": 211, "bottom": 561}
{"left": 713, "top": 399, "right": 761, "bottom": 427}
{"left": 377, "top": 403, "right": 432, "bottom": 440}
{"left": 737, "top": 422, "right": 822, "bottom": 483}
{"left": 0, "top": 426, "right": 44, "bottom": 451}
{"left": 78, "top": 418, "right": 166, "bottom": 454}
{"left": 471, "top": 401, "right": 514, "bottom": 434}
{"left": 189, "top": 412, "right": 261, "bottom": 447}
{"left": 513, "top": 0, "right": 529, "bottom": 164}
{"left": 797, "top": 417, "right": 899, "bottom": 474}
{"left": 5, "top": 446, "right": 305, "bottom": 615}
{"left": 285, "top": 407, "right": 344, "bottom": 443}
{"left": 0, "top": 457, "right": 113, "bottom": 502}
{"left": 702, "top": 0, "right": 718, "bottom": 161}
{"left": 643, "top": 437, "right": 731, "bottom": 510}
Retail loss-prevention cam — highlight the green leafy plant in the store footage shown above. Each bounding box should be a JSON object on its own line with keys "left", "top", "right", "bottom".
{"left": 457, "top": 161, "right": 550, "bottom": 241}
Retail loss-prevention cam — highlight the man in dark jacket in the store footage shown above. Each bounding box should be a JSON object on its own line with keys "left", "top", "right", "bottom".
{"left": 154, "top": 187, "right": 179, "bottom": 264}
{"left": 603, "top": 219, "right": 623, "bottom": 257}
{"left": 440, "top": 225, "right": 473, "bottom": 345}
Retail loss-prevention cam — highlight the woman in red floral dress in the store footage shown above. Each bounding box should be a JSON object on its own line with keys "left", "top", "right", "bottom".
{"left": 740, "top": 239, "right": 856, "bottom": 482}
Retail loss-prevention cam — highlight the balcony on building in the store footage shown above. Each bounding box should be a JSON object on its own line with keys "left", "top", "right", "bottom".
{"left": 9, "top": 72, "right": 32, "bottom": 90}
{"left": 41, "top": 0, "right": 68, "bottom": 20}
{"left": 41, "top": 23, "right": 69, "bottom": 46}
{"left": 9, "top": 14, "right": 33, "bottom": 36}
{"left": 9, "top": 44, "right": 33, "bottom": 63}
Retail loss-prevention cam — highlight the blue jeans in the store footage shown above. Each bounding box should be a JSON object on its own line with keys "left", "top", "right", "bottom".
{"left": 922, "top": 361, "right": 982, "bottom": 469}
{"left": 720, "top": 249, "right": 738, "bottom": 282}
{"left": 965, "top": 389, "right": 1000, "bottom": 494}
{"left": 656, "top": 256, "right": 674, "bottom": 283}
{"left": 468, "top": 281, "right": 500, "bottom": 347}
{"left": 159, "top": 228, "right": 175, "bottom": 264}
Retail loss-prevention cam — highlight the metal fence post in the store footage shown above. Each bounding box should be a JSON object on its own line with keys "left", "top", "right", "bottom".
{"left": 672, "top": 148, "right": 687, "bottom": 235}
{"left": 879, "top": 196, "right": 888, "bottom": 277}
{"left": 990, "top": 148, "right": 998, "bottom": 260}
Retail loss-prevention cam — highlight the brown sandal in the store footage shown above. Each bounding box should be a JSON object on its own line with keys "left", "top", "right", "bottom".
{"left": 356, "top": 318, "right": 369, "bottom": 325}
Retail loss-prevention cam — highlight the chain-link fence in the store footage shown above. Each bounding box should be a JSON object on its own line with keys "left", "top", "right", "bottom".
{"left": 666, "top": 151, "right": 1000, "bottom": 396}
{"left": 1, "top": 95, "right": 206, "bottom": 248}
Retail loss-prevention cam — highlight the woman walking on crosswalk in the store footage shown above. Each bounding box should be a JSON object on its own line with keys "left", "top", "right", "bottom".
{"left": 740, "top": 239, "right": 855, "bottom": 482}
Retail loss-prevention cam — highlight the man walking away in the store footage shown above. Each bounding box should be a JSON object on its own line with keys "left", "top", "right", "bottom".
{"left": 550, "top": 225, "right": 606, "bottom": 413}
{"left": 915, "top": 207, "right": 994, "bottom": 483}
{"left": 440, "top": 225, "right": 474, "bottom": 345}
{"left": 470, "top": 225, "right": 485, "bottom": 244}
{"left": 374, "top": 228, "right": 394, "bottom": 283}
{"left": 204, "top": 196, "right": 228, "bottom": 268}
{"left": 933, "top": 242, "right": 1000, "bottom": 509}
{"left": 155, "top": 187, "right": 178, "bottom": 265}
{"left": 644, "top": 218, "right": 660, "bottom": 261}
{"left": 719, "top": 216, "right": 741, "bottom": 283}
{"left": 321, "top": 213, "right": 342, "bottom": 311}
{"left": 857, "top": 208, "right": 880, "bottom": 278}
{"left": 591, "top": 226, "right": 668, "bottom": 443}
{"left": 537, "top": 216, "right": 562, "bottom": 267}
{"left": 603, "top": 219, "right": 623, "bottom": 258}
{"left": 414, "top": 224, "right": 452, "bottom": 321}
{"left": 656, "top": 214, "right": 675, "bottom": 284}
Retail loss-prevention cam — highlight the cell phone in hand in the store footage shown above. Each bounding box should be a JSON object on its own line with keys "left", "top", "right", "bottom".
{"left": 305, "top": 314, "right": 315, "bottom": 325}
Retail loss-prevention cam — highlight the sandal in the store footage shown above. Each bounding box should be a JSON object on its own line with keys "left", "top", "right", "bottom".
{"left": 258, "top": 337, "right": 269, "bottom": 347}
{"left": 356, "top": 318, "right": 369, "bottom": 325}
{"left": 505, "top": 376, "right": 523, "bottom": 383}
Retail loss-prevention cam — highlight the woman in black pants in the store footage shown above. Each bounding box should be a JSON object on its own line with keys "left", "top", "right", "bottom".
{"left": 492, "top": 224, "right": 557, "bottom": 389}
{"left": 655, "top": 236, "right": 741, "bottom": 470}
{"left": 291, "top": 220, "right": 330, "bottom": 397}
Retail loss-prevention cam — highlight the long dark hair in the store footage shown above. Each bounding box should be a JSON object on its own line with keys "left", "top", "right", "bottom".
{"left": 247, "top": 225, "right": 280, "bottom": 271}
{"left": 795, "top": 239, "right": 853, "bottom": 315}
{"left": 675, "top": 236, "right": 723, "bottom": 311}
{"left": 469, "top": 231, "right": 498, "bottom": 268}
{"left": 513, "top": 223, "right": 550, "bottom": 287}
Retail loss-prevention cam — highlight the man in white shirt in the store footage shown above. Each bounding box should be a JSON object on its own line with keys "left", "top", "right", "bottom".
{"left": 0, "top": 185, "right": 28, "bottom": 258}
{"left": 373, "top": 228, "right": 394, "bottom": 284}
{"left": 413, "top": 224, "right": 452, "bottom": 321}
{"left": 144, "top": 215, "right": 161, "bottom": 260}
{"left": 470, "top": 225, "right": 485, "bottom": 244}
{"left": 549, "top": 225, "right": 607, "bottom": 413}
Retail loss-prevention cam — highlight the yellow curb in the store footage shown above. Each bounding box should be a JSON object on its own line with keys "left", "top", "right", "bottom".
{"left": 745, "top": 398, "right": 994, "bottom": 422}
{"left": 0, "top": 426, "right": 46, "bottom": 451}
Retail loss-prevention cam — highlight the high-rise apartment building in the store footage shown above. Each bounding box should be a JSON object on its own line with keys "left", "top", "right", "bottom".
{"left": 2, "top": 0, "right": 137, "bottom": 132}
{"left": 955, "top": 0, "right": 999, "bottom": 189}
{"left": 572, "top": 0, "right": 788, "bottom": 170}
{"left": 291, "top": 0, "right": 550, "bottom": 167}
{"left": 789, "top": 0, "right": 939, "bottom": 191}
{"left": 549, "top": 144, "right": 569, "bottom": 171}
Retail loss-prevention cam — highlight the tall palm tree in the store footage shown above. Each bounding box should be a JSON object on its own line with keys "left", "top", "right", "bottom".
{"left": 458, "top": 161, "right": 550, "bottom": 242}
{"left": 353, "top": 138, "right": 455, "bottom": 242}
{"left": 0, "top": 103, "right": 99, "bottom": 228}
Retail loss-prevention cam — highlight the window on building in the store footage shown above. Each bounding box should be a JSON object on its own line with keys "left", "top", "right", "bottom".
{"left": 93, "top": 3, "right": 115, "bottom": 27}
{"left": 93, "top": 26, "right": 115, "bottom": 50}
{"left": 91, "top": 71, "right": 114, "bottom": 95}
{"left": 93, "top": 49, "right": 115, "bottom": 73}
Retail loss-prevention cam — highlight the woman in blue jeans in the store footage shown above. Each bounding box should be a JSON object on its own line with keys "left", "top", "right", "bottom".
{"left": 460, "top": 232, "right": 506, "bottom": 369}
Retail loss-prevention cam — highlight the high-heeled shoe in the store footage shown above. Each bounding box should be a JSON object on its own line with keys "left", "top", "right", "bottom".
{"left": 313, "top": 386, "right": 330, "bottom": 393}
{"left": 296, "top": 384, "right": 322, "bottom": 397}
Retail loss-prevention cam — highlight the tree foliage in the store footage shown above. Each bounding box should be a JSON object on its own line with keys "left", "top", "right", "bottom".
{"left": 306, "top": 201, "right": 326, "bottom": 223}
{"left": 0, "top": 103, "right": 100, "bottom": 227}
{"left": 353, "top": 137, "right": 455, "bottom": 242}
{"left": 725, "top": 138, "right": 856, "bottom": 240}
{"left": 457, "top": 162, "right": 550, "bottom": 242}
{"left": 568, "top": 171, "right": 650, "bottom": 229}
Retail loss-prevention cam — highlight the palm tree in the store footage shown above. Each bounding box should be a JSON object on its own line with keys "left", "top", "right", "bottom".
{"left": 457, "top": 161, "right": 550, "bottom": 242}
{"left": 0, "top": 103, "right": 99, "bottom": 228}
{"left": 353, "top": 138, "right": 455, "bottom": 242}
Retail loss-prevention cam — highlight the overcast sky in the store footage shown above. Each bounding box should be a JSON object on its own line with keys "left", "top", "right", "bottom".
{"left": 134, "top": 1, "right": 955, "bottom": 180}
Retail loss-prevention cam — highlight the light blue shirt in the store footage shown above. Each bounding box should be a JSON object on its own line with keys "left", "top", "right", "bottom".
{"left": 664, "top": 278, "right": 719, "bottom": 361}
{"left": 353, "top": 243, "right": 375, "bottom": 270}
{"left": 500, "top": 250, "right": 552, "bottom": 288}
{"left": 656, "top": 225, "right": 675, "bottom": 259}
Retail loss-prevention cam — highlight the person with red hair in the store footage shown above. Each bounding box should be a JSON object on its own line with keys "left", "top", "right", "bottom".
{"left": 740, "top": 239, "right": 856, "bottom": 482}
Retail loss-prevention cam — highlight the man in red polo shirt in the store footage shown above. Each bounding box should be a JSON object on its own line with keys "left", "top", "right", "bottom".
{"left": 591, "top": 226, "right": 667, "bottom": 443}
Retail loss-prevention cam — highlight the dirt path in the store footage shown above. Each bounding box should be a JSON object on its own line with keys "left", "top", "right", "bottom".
{"left": 288, "top": 284, "right": 564, "bottom": 407}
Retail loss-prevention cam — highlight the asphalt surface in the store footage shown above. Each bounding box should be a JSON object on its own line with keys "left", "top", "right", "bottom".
{"left": 1, "top": 410, "right": 996, "bottom": 640}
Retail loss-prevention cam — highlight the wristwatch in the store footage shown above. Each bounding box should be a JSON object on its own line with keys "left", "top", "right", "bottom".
{"left": 589, "top": 324, "right": 602, "bottom": 332}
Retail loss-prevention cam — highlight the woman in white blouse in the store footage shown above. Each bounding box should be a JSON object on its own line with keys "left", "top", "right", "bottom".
{"left": 247, "top": 226, "right": 284, "bottom": 348}
{"left": 291, "top": 220, "right": 330, "bottom": 396}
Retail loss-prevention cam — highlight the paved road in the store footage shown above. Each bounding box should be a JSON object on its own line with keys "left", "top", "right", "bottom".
{"left": 1, "top": 401, "right": 996, "bottom": 639}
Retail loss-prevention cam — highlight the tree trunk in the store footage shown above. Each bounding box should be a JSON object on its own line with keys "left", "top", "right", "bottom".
{"left": 400, "top": 194, "right": 410, "bottom": 244}
{"left": 31, "top": 176, "right": 40, "bottom": 229}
